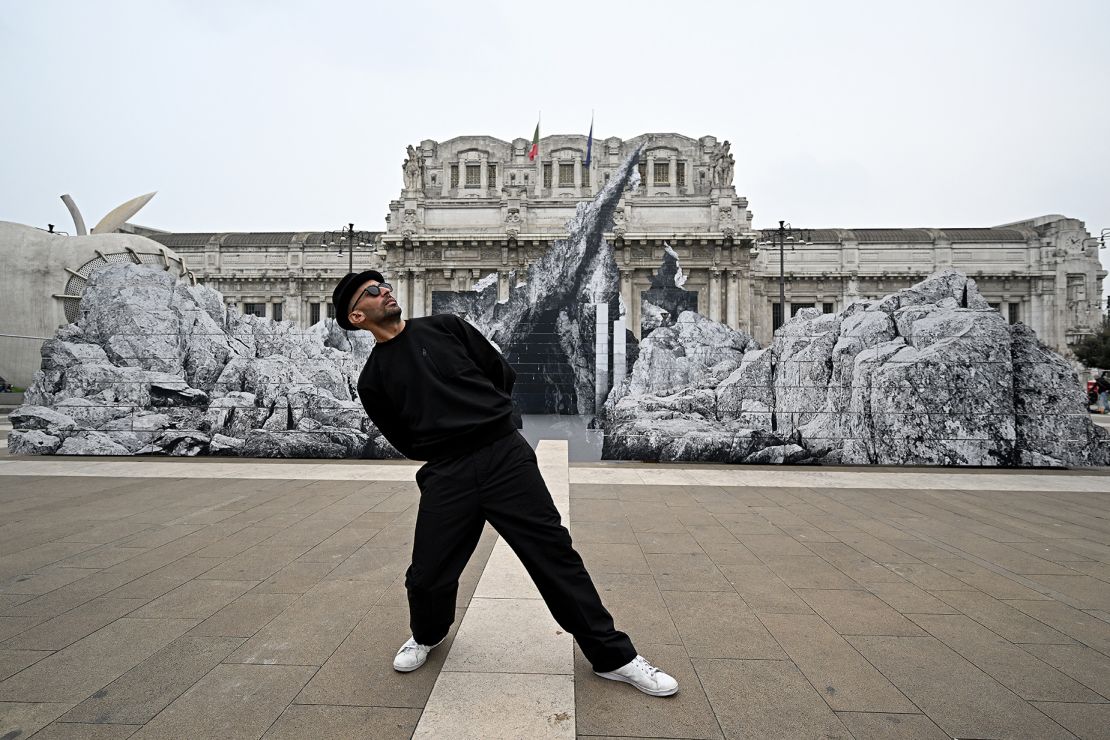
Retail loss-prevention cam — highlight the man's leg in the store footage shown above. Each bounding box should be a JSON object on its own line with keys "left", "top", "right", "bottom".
{"left": 476, "top": 433, "right": 637, "bottom": 673}
{"left": 407, "top": 457, "right": 485, "bottom": 646}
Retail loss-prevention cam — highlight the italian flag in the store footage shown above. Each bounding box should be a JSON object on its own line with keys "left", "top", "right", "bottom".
{"left": 528, "top": 122, "right": 540, "bottom": 161}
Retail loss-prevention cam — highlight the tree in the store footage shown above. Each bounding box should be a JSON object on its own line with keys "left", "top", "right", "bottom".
{"left": 1073, "top": 315, "right": 1110, "bottom": 369}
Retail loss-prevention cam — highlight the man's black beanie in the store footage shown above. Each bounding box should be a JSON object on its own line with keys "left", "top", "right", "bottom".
{"left": 332, "top": 270, "right": 385, "bottom": 331}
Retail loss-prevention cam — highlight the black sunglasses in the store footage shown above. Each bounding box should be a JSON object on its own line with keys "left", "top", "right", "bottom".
{"left": 349, "top": 282, "right": 393, "bottom": 312}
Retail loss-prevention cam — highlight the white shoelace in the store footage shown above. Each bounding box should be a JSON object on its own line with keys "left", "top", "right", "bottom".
{"left": 633, "top": 656, "right": 659, "bottom": 676}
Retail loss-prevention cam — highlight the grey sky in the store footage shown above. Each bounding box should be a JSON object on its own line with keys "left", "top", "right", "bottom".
{"left": 2, "top": 0, "right": 1108, "bottom": 286}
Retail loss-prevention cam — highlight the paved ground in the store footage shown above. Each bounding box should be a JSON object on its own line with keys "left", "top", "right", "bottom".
{"left": 568, "top": 470, "right": 1110, "bottom": 740}
{"left": 0, "top": 439, "right": 1108, "bottom": 738}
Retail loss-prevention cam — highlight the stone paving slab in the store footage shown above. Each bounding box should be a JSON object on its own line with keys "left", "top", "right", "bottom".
{"left": 0, "top": 449, "right": 1107, "bottom": 739}
{"left": 568, "top": 474, "right": 1110, "bottom": 739}
{"left": 413, "top": 672, "right": 575, "bottom": 740}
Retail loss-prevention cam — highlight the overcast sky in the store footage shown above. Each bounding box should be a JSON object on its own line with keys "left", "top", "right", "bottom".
{"left": 2, "top": 0, "right": 1108, "bottom": 285}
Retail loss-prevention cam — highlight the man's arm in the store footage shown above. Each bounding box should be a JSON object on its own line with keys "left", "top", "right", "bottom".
{"left": 450, "top": 315, "right": 516, "bottom": 395}
{"left": 357, "top": 383, "right": 415, "bottom": 458}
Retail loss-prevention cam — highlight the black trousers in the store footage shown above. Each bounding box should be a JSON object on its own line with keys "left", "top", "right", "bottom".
{"left": 406, "top": 431, "right": 637, "bottom": 673}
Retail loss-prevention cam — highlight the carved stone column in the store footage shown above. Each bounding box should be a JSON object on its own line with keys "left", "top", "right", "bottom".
{"left": 738, "top": 267, "right": 752, "bottom": 333}
{"left": 593, "top": 302, "right": 609, "bottom": 414}
{"left": 1028, "top": 278, "right": 1041, "bottom": 340}
{"left": 709, "top": 269, "right": 722, "bottom": 322}
{"left": 394, "top": 269, "right": 410, "bottom": 318}
{"left": 620, "top": 269, "right": 635, "bottom": 338}
{"left": 646, "top": 154, "right": 656, "bottom": 196}
{"left": 726, "top": 269, "right": 739, "bottom": 330}
{"left": 412, "top": 268, "right": 426, "bottom": 318}
{"left": 612, "top": 312, "right": 627, "bottom": 398}
{"left": 751, "top": 282, "right": 769, "bottom": 345}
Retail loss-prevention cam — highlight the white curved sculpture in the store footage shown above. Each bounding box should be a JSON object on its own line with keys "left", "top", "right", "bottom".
{"left": 0, "top": 221, "right": 192, "bottom": 387}
{"left": 91, "top": 192, "right": 157, "bottom": 234}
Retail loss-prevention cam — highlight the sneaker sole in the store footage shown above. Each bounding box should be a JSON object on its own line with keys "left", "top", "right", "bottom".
{"left": 593, "top": 670, "right": 678, "bottom": 697}
{"left": 393, "top": 659, "right": 425, "bottom": 673}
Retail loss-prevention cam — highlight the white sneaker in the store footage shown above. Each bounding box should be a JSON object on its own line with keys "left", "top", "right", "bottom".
{"left": 594, "top": 654, "right": 678, "bottom": 696}
{"left": 392, "top": 636, "right": 444, "bottom": 672}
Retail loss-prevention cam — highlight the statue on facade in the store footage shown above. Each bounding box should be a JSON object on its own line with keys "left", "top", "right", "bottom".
{"left": 720, "top": 153, "right": 734, "bottom": 188}
{"left": 403, "top": 144, "right": 424, "bottom": 193}
{"left": 711, "top": 141, "right": 734, "bottom": 188}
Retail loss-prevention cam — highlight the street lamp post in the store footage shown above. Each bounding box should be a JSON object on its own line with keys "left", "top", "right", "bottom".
{"left": 755, "top": 220, "right": 811, "bottom": 331}
{"left": 324, "top": 223, "right": 374, "bottom": 274}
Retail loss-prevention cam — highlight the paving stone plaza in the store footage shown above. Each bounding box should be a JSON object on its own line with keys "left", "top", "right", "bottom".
{"left": 1, "top": 415, "right": 1109, "bottom": 739}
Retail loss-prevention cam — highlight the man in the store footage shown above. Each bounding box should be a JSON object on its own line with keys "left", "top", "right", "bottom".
{"left": 332, "top": 270, "right": 678, "bottom": 697}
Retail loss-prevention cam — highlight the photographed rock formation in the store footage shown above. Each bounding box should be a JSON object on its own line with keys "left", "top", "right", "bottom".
{"left": 601, "top": 269, "right": 1110, "bottom": 467}
{"left": 423, "top": 145, "right": 644, "bottom": 414}
{"left": 9, "top": 141, "right": 1106, "bottom": 467}
{"left": 9, "top": 148, "right": 645, "bottom": 457}
{"left": 8, "top": 262, "right": 397, "bottom": 458}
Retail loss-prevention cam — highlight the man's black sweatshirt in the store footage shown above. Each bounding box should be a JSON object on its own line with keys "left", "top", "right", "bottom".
{"left": 356, "top": 314, "right": 517, "bottom": 462}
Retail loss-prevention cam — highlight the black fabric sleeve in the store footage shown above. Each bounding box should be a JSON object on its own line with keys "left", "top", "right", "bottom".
{"left": 450, "top": 315, "right": 517, "bottom": 395}
{"left": 357, "top": 382, "right": 415, "bottom": 458}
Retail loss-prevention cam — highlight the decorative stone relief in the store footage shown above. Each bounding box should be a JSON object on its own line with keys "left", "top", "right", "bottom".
{"left": 400, "top": 208, "right": 418, "bottom": 239}
{"left": 612, "top": 207, "right": 627, "bottom": 238}
{"left": 504, "top": 207, "right": 522, "bottom": 239}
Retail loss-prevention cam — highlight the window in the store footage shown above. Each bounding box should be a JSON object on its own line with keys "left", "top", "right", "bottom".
{"left": 465, "top": 164, "right": 481, "bottom": 188}
{"left": 310, "top": 302, "right": 321, "bottom": 325}
{"left": 559, "top": 163, "right": 574, "bottom": 187}
{"left": 637, "top": 161, "right": 647, "bottom": 184}
{"left": 243, "top": 302, "right": 265, "bottom": 318}
{"left": 487, "top": 164, "right": 496, "bottom": 186}
{"left": 581, "top": 166, "right": 590, "bottom": 188}
{"left": 1008, "top": 303, "right": 1020, "bottom": 324}
{"left": 272, "top": 302, "right": 283, "bottom": 322}
{"left": 790, "top": 302, "right": 814, "bottom": 317}
{"left": 543, "top": 163, "right": 552, "bottom": 188}
{"left": 822, "top": 302, "right": 834, "bottom": 314}
{"left": 450, "top": 164, "right": 459, "bottom": 188}
{"left": 988, "top": 302, "right": 1001, "bottom": 312}
{"left": 654, "top": 161, "right": 669, "bottom": 185}
{"left": 676, "top": 162, "right": 686, "bottom": 188}
{"left": 772, "top": 302, "right": 784, "bottom": 331}
{"left": 326, "top": 303, "right": 336, "bottom": 319}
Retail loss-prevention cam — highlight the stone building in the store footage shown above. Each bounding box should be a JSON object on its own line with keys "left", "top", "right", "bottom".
{"left": 142, "top": 229, "right": 385, "bottom": 328}
{"left": 148, "top": 132, "right": 1105, "bottom": 356}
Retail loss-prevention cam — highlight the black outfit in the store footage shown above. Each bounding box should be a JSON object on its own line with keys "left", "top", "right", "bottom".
{"left": 357, "top": 314, "right": 636, "bottom": 672}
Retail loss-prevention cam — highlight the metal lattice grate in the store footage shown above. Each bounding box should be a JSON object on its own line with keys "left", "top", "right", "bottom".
{"left": 60, "top": 250, "right": 193, "bottom": 323}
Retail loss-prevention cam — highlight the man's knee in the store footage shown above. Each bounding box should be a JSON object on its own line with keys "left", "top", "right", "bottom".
{"left": 405, "top": 563, "right": 456, "bottom": 595}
